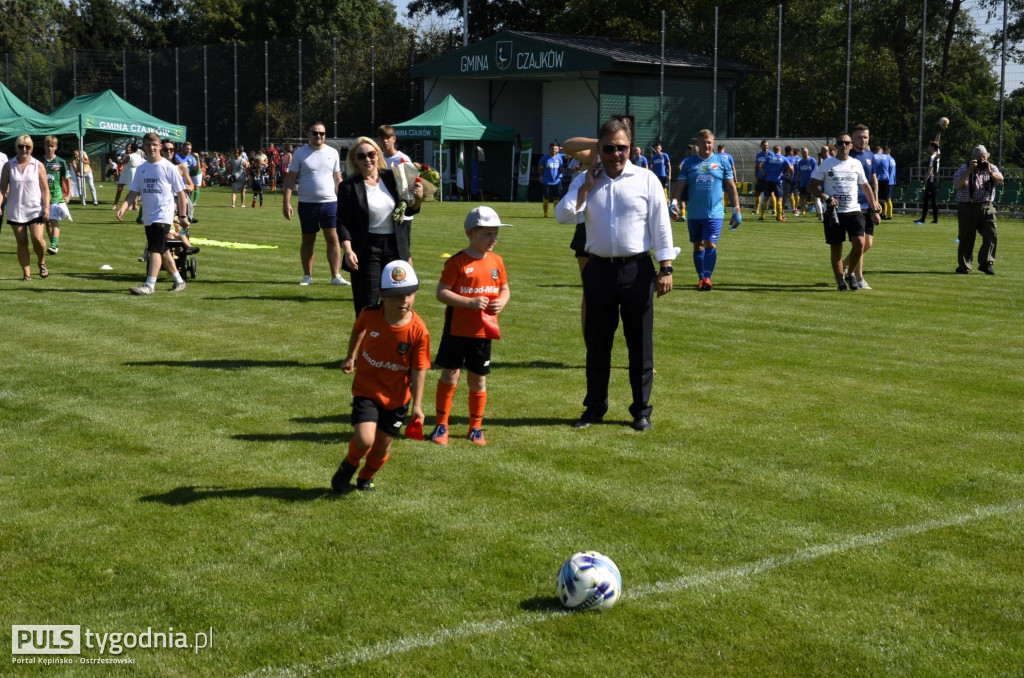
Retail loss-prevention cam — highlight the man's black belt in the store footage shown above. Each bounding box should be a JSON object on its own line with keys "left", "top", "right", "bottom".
{"left": 589, "top": 253, "right": 649, "bottom": 264}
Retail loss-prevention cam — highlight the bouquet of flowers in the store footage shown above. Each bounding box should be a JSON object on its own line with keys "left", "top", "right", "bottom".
{"left": 391, "top": 159, "right": 439, "bottom": 221}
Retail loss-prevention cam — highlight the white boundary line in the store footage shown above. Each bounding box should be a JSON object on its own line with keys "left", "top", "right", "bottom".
{"left": 241, "top": 501, "right": 1022, "bottom": 678}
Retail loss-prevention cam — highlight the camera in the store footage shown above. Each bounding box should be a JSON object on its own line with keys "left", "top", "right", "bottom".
{"left": 977, "top": 160, "right": 989, "bottom": 171}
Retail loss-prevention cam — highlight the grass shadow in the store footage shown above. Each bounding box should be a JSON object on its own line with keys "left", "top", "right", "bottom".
{"left": 139, "top": 485, "right": 332, "bottom": 505}
{"left": 125, "top": 359, "right": 341, "bottom": 370}
{"left": 519, "top": 596, "right": 564, "bottom": 613}
{"left": 233, "top": 431, "right": 351, "bottom": 444}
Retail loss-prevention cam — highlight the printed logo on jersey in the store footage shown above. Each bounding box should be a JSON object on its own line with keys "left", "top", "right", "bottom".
{"left": 390, "top": 266, "right": 408, "bottom": 283}
{"left": 396, "top": 342, "right": 410, "bottom": 356}
{"left": 491, "top": 269, "right": 499, "bottom": 282}
{"left": 466, "top": 267, "right": 475, "bottom": 274}
{"left": 496, "top": 41, "right": 513, "bottom": 71}
{"left": 369, "top": 331, "right": 380, "bottom": 338}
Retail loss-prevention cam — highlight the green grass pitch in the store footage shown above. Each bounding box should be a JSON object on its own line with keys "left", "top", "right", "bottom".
{"left": 1, "top": 185, "right": 1022, "bottom": 676}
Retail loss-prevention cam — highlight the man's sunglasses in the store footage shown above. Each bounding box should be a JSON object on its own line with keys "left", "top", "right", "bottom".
{"left": 837, "top": 140, "right": 853, "bottom": 146}
{"left": 601, "top": 144, "right": 630, "bottom": 155}
{"left": 309, "top": 131, "right": 326, "bottom": 137}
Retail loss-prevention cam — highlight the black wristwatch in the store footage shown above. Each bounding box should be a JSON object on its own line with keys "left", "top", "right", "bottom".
{"left": 658, "top": 266, "right": 674, "bottom": 276}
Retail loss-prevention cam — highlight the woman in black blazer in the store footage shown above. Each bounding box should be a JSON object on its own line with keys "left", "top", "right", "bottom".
{"left": 337, "top": 136, "right": 424, "bottom": 315}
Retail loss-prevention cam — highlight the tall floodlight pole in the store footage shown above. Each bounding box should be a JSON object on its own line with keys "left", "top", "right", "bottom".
{"left": 298, "top": 39, "right": 304, "bottom": 136}
{"left": 234, "top": 43, "right": 239, "bottom": 148}
{"left": 371, "top": 34, "right": 377, "bottom": 135}
{"left": 463, "top": 0, "right": 469, "bottom": 46}
{"left": 175, "top": 48, "right": 180, "bottom": 124}
{"left": 659, "top": 11, "right": 665, "bottom": 144}
{"left": 997, "top": 0, "right": 1007, "bottom": 166}
{"left": 713, "top": 7, "right": 719, "bottom": 134}
{"left": 203, "top": 46, "right": 209, "bottom": 152}
{"left": 845, "top": 0, "right": 852, "bottom": 130}
{"left": 775, "top": 5, "right": 782, "bottom": 137}
{"left": 917, "top": 0, "right": 927, "bottom": 176}
{"left": 333, "top": 37, "right": 338, "bottom": 138}
{"left": 148, "top": 50, "right": 153, "bottom": 114}
{"left": 265, "top": 41, "right": 270, "bottom": 145}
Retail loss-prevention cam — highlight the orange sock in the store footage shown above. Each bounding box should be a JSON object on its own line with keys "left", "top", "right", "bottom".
{"left": 346, "top": 438, "right": 371, "bottom": 467}
{"left": 435, "top": 382, "right": 457, "bottom": 426}
{"left": 469, "top": 390, "right": 487, "bottom": 429}
{"left": 358, "top": 450, "right": 389, "bottom": 480}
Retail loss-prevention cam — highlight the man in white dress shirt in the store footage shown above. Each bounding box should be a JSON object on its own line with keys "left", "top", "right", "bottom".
{"left": 556, "top": 118, "right": 675, "bottom": 432}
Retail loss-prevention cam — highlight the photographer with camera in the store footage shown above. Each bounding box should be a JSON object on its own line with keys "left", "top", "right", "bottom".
{"left": 952, "top": 145, "right": 1003, "bottom": 275}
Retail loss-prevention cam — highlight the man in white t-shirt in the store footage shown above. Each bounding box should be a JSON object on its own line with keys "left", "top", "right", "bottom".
{"left": 283, "top": 121, "right": 348, "bottom": 286}
{"left": 808, "top": 132, "right": 880, "bottom": 292}
{"left": 377, "top": 124, "right": 412, "bottom": 169}
{"left": 116, "top": 132, "right": 190, "bottom": 295}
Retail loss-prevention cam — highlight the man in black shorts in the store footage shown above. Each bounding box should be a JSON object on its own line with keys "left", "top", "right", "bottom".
{"left": 808, "top": 132, "right": 880, "bottom": 291}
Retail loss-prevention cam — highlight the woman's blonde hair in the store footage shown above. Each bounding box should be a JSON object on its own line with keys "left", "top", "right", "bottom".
{"left": 346, "top": 136, "right": 387, "bottom": 178}
{"left": 15, "top": 134, "right": 33, "bottom": 151}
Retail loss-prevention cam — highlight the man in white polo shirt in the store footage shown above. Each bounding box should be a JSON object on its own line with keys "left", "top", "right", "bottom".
{"left": 283, "top": 121, "right": 349, "bottom": 286}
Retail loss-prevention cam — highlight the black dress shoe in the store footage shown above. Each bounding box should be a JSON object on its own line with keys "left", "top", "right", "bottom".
{"left": 572, "top": 412, "right": 603, "bottom": 429}
{"left": 955, "top": 267, "right": 970, "bottom": 274}
{"left": 631, "top": 415, "right": 653, "bottom": 432}
{"left": 979, "top": 266, "right": 995, "bottom": 275}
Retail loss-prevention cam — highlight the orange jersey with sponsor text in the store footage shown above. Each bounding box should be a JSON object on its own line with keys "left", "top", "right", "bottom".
{"left": 440, "top": 250, "right": 508, "bottom": 338}
{"left": 351, "top": 307, "right": 431, "bottom": 409}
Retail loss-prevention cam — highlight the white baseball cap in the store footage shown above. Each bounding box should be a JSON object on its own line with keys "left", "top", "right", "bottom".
{"left": 464, "top": 205, "right": 513, "bottom": 230}
{"left": 380, "top": 260, "right": 419, "bottom": 297}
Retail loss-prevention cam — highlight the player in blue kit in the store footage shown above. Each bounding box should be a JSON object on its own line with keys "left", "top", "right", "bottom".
{"left": 538, "top": 142, "right": 566, "bottom": 218}
{"left": 795, "top": 147, "right": 818, "bottom": 216}
{"left": 754, "top": 140, "right": 771, "bottom": 214}
{"left": 843, "top": 124, "right": 881, "bottom": 289}
{"left": 670, "top": 129, "right": 741, "bottom": 291}
{"left": 650, "top": 142, "right": 671, "bottom": 198}
{"left": 758, "top": 145, "right": 792, "bottom": 222}
{"left": 872, "top": 145, "right": 893, "bottom": 220}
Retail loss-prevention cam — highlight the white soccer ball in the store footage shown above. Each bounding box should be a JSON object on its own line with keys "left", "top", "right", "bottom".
{"left": 939, "top": 116, "right": 950, "bottom": 128}
{"left": 556, "top": 551, "right": 622, "bottom": 611}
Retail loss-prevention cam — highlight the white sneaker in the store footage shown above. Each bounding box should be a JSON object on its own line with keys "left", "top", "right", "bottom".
{"left": 299, "top": 275, "right": 313, "bottom": 286}
{"left": 857, "top": 278, "right": 871, "bottom": 290}
{"left": 330, "top": 274, "right": 350, "bottom": 286}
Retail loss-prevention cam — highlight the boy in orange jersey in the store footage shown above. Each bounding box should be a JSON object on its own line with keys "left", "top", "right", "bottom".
{"left": 331, "top": 260, "right": 431, "bottom": 492}
{"left": 427, "top": 206, "right": 512, "bottom": 446}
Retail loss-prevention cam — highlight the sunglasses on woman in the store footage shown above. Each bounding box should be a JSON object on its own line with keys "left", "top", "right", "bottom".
{"left": 17, "top": 144, "right": 31, "bottom": 150}
{"left": 356, "top": 151, "right": 377, "bottom": 161}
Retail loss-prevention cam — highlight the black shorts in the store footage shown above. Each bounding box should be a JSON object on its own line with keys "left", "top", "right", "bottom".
{"left": 765, "top": 181, "right": 783, "bottom": 198}
{"left": 799, "top": 185, "right": 811, "bottom": 199}
{"left": 542, "top": 183, "right": 562, "bottom": 201}
{"left": 145, "top": 223, "right": 172, "bottom": 254}
{"left": 657, "top": 175, "right": 669, "bottom": 189}
{"left": 434, "top": 334, "right": 492, "bottom": 376}
{"left": 863, "top": 208, "right": 875, "bottom": 236}
{"left": 755, "top": 178, "right": 765, "bottom": 194}
{"left": 569, "top": 221, "right": 588, "bottom": 258}
{"left": 7, "top": 216, "right": 47, "bottom": 227}
{"left": 824, "top": 209, "right": 865, "bottom": 245}
{"left": 351, "top": 396, "right": 408, "bottom": 438}
{"left": 877, "top": 180, "right": 891, "bottom": 201}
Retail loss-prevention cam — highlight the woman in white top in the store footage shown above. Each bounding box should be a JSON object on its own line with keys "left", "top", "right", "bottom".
{"left": 337, "top": 136, "right": 423, "bottom": 316}
{"left": 113, "top": 143, "right": 143, "bottom": 210}
{"left": 0, "top": 135, "right": 51, "bottom": 279}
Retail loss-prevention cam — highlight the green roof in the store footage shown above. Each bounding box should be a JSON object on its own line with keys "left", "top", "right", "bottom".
{"left": 0, "top": 80, "right": 79, "bottom": 138}
{"left": 50, "top": 90, "right": 186, "bottom": 141}
{"left": 392, "top": 95, "right": 514, "bottom": 142}
{"left": 412, "top": 31, "right": 754, "bottom": 79}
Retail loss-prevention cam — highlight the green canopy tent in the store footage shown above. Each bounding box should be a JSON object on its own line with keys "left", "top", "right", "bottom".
{"left": 49, "top": 90, "right": 186, "bottom": 204}
{"left": 0, "top": 80, "right": 79, "bottom": 139}
{"left": 392, "top": 95, "right": 516, "bottom": 200}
